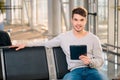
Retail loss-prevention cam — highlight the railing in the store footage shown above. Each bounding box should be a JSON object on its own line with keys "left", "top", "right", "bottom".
{"left": 102, "top": 43, "right": 120, "bottom": 80}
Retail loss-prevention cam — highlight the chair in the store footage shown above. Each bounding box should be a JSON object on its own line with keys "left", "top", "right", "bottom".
{"left": 1, "top": 46, "right": 49, "bottom": 80}
{"left": 0, "top": 30, "right": 12, "bottom": 80}
{"left": 52, "top": 47, "right": 69, "bottom": 79}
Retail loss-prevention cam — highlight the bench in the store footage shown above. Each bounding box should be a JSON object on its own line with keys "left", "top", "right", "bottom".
{"left": 0, "top": 46, "right": 49, "bottom": 80}
{"left": 0, "top": 46, "right": 69, "bottom": 80}
{"left": 53, "top": 47, "right": 69, "bottom": 79}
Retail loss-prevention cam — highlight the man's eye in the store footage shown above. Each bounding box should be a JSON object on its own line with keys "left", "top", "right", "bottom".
{"left": 81, "top": 19, "right": 84, "bottom": 21}
{"left": 74, "top": 19, "right": 78, "bottom": 21}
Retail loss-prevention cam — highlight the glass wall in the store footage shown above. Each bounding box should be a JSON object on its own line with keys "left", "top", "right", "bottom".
{"left": 97, "top": 0, "right": 108, "bottom": 44}
{"left": 4, "top": 0, "right": 48, "bottom": 31}
{"left": 3, "top": 0, "right": 120, "bottom": 46}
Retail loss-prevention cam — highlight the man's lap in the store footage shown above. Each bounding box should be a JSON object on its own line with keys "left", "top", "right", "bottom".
{"left": 63, "top": 67, "right": 108, "bottom": 80}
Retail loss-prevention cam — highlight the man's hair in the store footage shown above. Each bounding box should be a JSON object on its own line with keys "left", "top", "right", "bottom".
{"left": 72, "top": 7, "right": 88, "bottom": 18}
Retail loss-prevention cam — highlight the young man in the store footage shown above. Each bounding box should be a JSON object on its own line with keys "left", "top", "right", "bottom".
{"left": 11, "top": 7, "right": 107, "bottom": 80}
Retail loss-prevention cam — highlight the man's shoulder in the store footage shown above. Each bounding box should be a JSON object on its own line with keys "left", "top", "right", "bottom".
{"left": 88, "top": 32, "right": 99, "bottom": 39}
{"left": 57, "top": 30, "right": 72, "bottom": 39}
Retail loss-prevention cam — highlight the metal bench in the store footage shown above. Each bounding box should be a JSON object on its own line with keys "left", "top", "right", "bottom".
{"left": 0, "top": 46, "right": 49, "bottom": 80}
{"left": 53, "top": 47, "right": 69, "bottom": 79}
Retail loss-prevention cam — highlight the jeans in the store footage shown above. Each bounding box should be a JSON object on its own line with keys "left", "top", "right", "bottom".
{"left": 63, "top": 67, "right": 108, "bottom": 80}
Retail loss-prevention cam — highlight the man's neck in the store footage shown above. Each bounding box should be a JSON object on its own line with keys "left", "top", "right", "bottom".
{"left": 73, "top": 30, "right": 88, "bottom": 38}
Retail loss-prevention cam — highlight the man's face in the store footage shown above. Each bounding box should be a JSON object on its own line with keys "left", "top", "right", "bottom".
{"left": 71, "top": 14, "right": 87, "bottom": 32}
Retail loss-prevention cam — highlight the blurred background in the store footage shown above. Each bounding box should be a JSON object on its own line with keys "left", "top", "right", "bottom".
{"left": 0, "top": 0, "right": 120, "bottom": 79}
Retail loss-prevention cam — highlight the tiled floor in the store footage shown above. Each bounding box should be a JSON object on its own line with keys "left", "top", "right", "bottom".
{"left": 4, "top": 25, "right": 48, "bottom": 40}
{"left": 4, "top": 25, "right": 48, "bottom": 45}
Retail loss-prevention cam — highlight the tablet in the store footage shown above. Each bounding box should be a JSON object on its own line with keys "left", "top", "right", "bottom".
{"left": 70, "top": 45, "right": 87, "bottom": 60}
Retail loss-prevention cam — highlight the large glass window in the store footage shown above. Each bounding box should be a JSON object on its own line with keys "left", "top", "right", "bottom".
{"left": 3, "top": 0, "right": 48, "bottom": 40}
{"left": 98, "top": 0, "right": 108, "bottom": 44}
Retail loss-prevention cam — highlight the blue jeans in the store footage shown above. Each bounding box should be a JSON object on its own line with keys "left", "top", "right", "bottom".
{"left": 63, "top": 67, "right": 108, "bottom": 80}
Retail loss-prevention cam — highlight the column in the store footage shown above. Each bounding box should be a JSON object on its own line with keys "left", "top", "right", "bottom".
{"left": 31, "top": 0, "right": 37, "bottom": 29}
{"left": 84, "top": 0, "right": 89, "bottom": 31}
{"left": 68, "top": 0, "right": 74, "bottom": 30}
{"left": 6, "top": 0, "right": 12, "bottom": 24}
{"left": 107, "top": 0, "right": 115, "bottom": 79}
{"left": 48, "top": 0, "right": 61, "bottom": 38}
{"left": 117, "top": 0, "right": 120, "bottom": 75}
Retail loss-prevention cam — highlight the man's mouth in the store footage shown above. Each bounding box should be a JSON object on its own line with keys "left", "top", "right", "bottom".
{"left": 76, "top": 25, "right": 82, "bottom": 29}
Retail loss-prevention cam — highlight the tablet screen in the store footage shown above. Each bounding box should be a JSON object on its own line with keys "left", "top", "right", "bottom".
{"left": 70, "top": 45, "right": 87, "bottom": 60}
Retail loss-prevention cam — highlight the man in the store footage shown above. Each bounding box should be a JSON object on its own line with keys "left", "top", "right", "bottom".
{"left": 11, "top": 7, "right": 107, "bottom": 80}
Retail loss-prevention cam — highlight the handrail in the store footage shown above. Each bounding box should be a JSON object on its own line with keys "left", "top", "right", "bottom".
{"left": 102, "top": 43, "right": 120, "bottom": 56}
{"left": 103, "top": 43, "right": 120, "bottom": 49}
{"left": 107, "top": 59, "right": 120, "bottom": 65}
{"left": 102, "top": 43, "right": 120, "bottom": 79}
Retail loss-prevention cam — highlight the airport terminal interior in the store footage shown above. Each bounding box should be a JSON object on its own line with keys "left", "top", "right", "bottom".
{"left": 0, "top": 0, "right": 120, "bottom": 80}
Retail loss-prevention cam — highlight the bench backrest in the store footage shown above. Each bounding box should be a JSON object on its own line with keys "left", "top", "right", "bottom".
{"left": 0, "top": 46, "right": 69, "bottom": 80}
{"left": 1, "top": 46, "right": 49, "bottom": 80}
{"left": 53, "top": 47, "right": 69, "bottom": 79}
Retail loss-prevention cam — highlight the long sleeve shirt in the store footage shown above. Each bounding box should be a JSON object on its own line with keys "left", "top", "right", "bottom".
{"left": 26, "top": 30, "right": 104, "bottom": 70}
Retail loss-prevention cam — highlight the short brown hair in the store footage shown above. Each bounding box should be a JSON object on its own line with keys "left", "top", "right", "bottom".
{"left": 72, "top": 7, "right": 88, "bottom": 18}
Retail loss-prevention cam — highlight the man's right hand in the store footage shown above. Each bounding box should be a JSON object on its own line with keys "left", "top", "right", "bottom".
{"left": 9, "top": 44, "right": 26, "bottom": 51}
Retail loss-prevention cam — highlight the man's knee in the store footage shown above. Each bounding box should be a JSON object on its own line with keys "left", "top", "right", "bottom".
{"left": 63, "top": 72, "right": 81, "bottom": 80}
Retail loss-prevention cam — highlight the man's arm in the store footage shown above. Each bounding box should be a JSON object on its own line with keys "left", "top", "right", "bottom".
{"left": 10, "top": 34, "right": 61, "bottom": 50}
{"left": 89, "top": 37, "right": 104, "bottom": 68}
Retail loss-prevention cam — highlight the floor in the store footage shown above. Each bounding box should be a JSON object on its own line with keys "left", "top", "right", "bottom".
{"left": 4, "top": 25, "right": 49, "bottom": 45}
{"left": 4, "top": 25, "right": 48, "bottom": 40}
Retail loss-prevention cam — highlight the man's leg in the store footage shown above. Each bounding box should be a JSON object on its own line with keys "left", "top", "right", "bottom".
{"left": 86, "top": 68, "right": 108, "bottom": 80}
{"left": 62, "top": 68, "right": 83, "bottom": 80}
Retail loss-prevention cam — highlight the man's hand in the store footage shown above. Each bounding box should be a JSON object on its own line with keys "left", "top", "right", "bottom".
{"left": 79, "top": 55, "right": 91, "bottom": 65}
{"left": 9, "top": 44, "right": 26, "bottom": 51}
